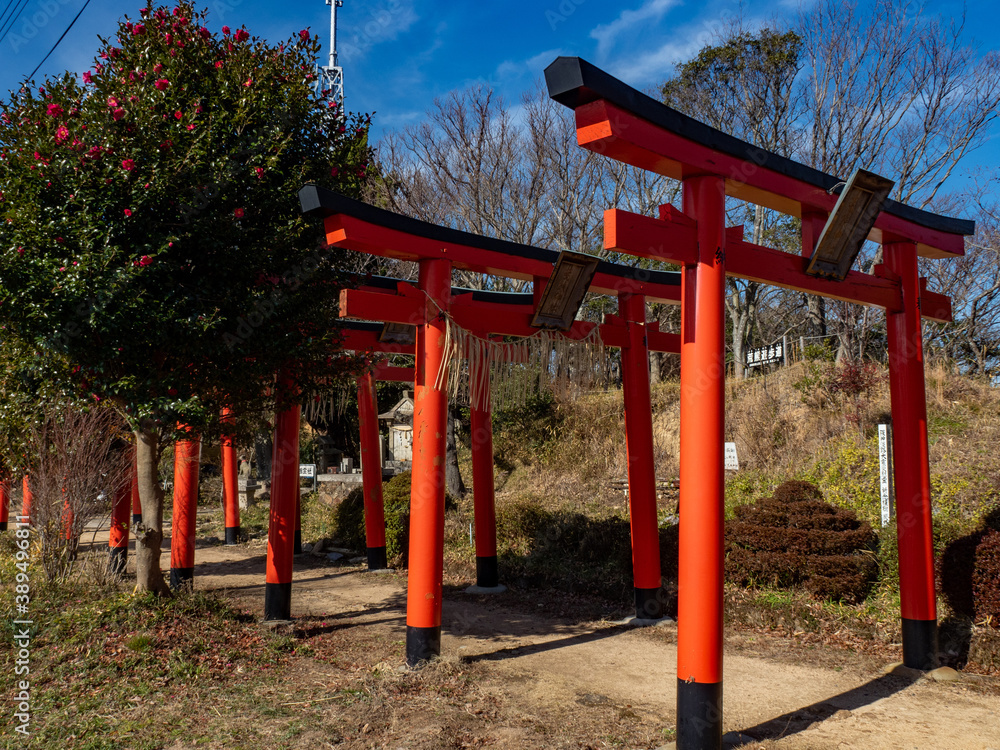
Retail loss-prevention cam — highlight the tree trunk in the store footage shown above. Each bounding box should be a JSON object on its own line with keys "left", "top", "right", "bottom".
{"left": 731, "top": 310, "right": 748, "bottom": 381}
{"left": 807, "top": 295, "right": 827, "bottom": 339}
{"left": 445, "top": 405, "right": 465, "bottom": 498}
{"left": 649, "top": 351, "right": 662, "bottom": 385}
{"left": 134, "top": 425, "right": 171, "bottom": 596}
{"left": 254, "top": 430, "right": 273, "bottom": 482}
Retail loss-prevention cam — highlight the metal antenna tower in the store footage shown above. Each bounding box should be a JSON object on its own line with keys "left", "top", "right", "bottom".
{"left": 316, "top": 0, "right": 344, "bottom": 109}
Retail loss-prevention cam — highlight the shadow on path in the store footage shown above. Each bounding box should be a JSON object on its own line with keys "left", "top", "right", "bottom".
{"left": 731, "top": 672, "right": 921, "bottom": 745}
{"left": 459, "top": 623, "right": 631, "bottom": 664}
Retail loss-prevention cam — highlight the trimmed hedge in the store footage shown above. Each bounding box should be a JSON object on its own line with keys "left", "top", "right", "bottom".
{"left": 726, "top": 480, "right": 877, "bottom": 602}
{"left": 495, "top": 498, "right": 679, "bottom": 612}
{"left": 940, "top": 507, "right": 1000, "bottom": 628}
{"left": 330, "top": 472, "right": 453, "bottom": 568}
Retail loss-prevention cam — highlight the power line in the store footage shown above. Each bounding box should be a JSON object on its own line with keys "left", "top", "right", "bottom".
{"left": 24, "top": 0, "right": 92, "bottom": 83}
{"left": 0, "top": 0, "right": 32, "bottom": 45}
{"left": 0, "top": 0, "right": 22, "bottom": 36}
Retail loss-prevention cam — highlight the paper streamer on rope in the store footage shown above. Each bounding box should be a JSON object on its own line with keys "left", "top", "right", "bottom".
{"left": 302, "top": 383, "right": 354, "bottom": 425}
{"left": 435, "top": 315, "right": 609, "bottom": 411}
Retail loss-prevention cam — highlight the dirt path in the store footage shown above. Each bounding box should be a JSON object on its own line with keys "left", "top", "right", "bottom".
{"left": 146, "top": 535, "right": 998, "bottom": 750}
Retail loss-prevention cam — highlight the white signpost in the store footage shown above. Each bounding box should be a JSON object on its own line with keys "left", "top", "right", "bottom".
{"left": 747, "top": 342, "right": 784, "bottom": 368}
{"left": 724, "top": 443, "right": 739, "bottom": 472}
{"left": 300, "top": 463, "right": 317, "bottom": 491}
{"left": 878, "top": 424, "right": 894, "bottom": 527}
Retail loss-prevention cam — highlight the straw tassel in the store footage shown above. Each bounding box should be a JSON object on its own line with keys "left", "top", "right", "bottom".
{"left": 434, "top": 314, "right": 608, "bottom": 411}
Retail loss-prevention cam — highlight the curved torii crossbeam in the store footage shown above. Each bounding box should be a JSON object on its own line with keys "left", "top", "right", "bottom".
{"left": 546, "top": 56, "right": 971, "bottom": 749}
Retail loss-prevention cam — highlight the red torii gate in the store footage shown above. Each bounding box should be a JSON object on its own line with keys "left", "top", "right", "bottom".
{"left": 545, "top": 57, "right": 968, "bottom": 749}
{"left": 341, "top": 320, "right": 415, "bottom": 571}
{"left": 300, "top": 186, "right": 684, "bottom": 659}
{"left": 340, "top": 280, "right": 679, "bottom": 597}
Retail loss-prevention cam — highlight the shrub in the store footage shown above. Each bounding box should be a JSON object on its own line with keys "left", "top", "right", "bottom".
{"left": 329, "top": 472, "right": 455, "bottom": 569}
{"left": 940, "top": 509, "right": 1000, "bottom": 628}
{"left": 494, "top": 497, "right": 679, "bottom": 613}
{"left": 496, "top": 500, "right": 556, "bottom": 555}
{"left": 726, "top": 480, "right": 877, "bottom": 602}
{"left": 771, "top": 480, "right": 824, "bottom": 503}
{"left": 972, "top": 532, "right": 1000, "bottom": 625}
{"left": 331, "top": 487, "right": 366, "bottom": 552}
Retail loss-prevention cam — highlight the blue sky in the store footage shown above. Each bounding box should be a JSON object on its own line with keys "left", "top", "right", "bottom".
{"left": 1, "top": 0, "right": 999, "bottom": 200}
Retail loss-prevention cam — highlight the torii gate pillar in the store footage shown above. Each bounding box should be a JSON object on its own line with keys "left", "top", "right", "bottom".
{"left": 358, "top": 370, "right": 388, "bottom": 569}
{"left": 885, "top": 240, "right": 938, "bottom": 670}
{"left": 677, "top": 175, "right": 726, "bottom": 750}
{"left": 221, "top": 407, "right": 241, "bottom": 546}
{"left": 131, "top": 451, "right": 142, "bottom": 526}
{"left": 406, "top": 257, "right": 452, "bottom": 665}
{"left": 21, "top": 475, "right": 32, "bottom": 521}
{"left": 469, "top": 354, "right": 501, "bottom": 590}
{"left": 0, "top": 480, "right": 8, "bottom": 531}
{"left": 620, "top": 292, "right": 664, "bottom": 619}
{"left": 265, "top": 377, "right": 301, "bottom": 621}
{"left": 170, "top": 428, "right": 201, "bottom": 590}
{"left": 108, "top": 473, "right": 131, "bottom": 577}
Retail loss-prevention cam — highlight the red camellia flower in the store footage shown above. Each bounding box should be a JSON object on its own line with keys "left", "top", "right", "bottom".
{"left": 214, "top": 60, "right": 223, "bottom": 68}
{"left": 138, "top": 255, "right": 152, "bottom": 266}
{"left": 164, "top": 33, "right": 172, "bottom": 44}
{"left": 174, "top": 110, "right": 183, "bottom": 120}
{"left": 113, "top": 108, "right": 126, "bottom": 121}
{"left": 234, "top": 207, "right": 244, "bottom": 218}
{"left": 133, "top": 23, "right": 145, "bottom": 35}
{"left": 47, "top": 103, "right": 64, "bottom": 118}
{"left": 153, "top": 62, "right": 163, "bottom": 73}
{"left": 155, "top": 78, "right": 169, "bottom": 90}
{"left": 254, "top": 167, "right": 263, "bottom": 178}
{"left": 159, "top": 139, "right": 172, "bottom": 149}
{"left": 107, "top": 96, "right": 119, "bottom": 107}
{"left": 121, "top": 158, "right": 135, "bottom": 171}
{"left": 243, "top": 77, "right": 252, "bottom": 87}
{"left": 221, "top": 25, "right": 230, "bottom": 35}
{"left": 82, "top": 71, "right": 93, "bottom": 84}
{"left": 55, "top": 125, "right": 69, "bottom": 143}
{"left": 186, "top": 124, "right": 195, "bottom": 131}
{"left": 124, "top": 208, "right": 132, "bottom": 217}
{"left": 299, "top": 29, "right": 309, "bottom": 42}
{"left": 330, "top": 166, "right": 338, "bottom": 177}
{"left": 234, "top": 29, "right": 249, "bottom": 42}
{"left": 199, "top": 26, "right": 210, "bottom": 39}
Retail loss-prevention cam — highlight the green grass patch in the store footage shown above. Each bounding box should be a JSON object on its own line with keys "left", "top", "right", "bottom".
{"left": 0, "top": 567, "right": 295, "bottom": 749}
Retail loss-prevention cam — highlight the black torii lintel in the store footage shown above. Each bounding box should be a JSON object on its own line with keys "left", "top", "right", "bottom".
{"left": 543, "top": 56, "right": 975, "bottom": 243}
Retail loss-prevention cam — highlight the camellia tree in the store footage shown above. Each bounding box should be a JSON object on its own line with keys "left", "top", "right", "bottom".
{"left": 0, "top": 2, "right": 371, "bottom": 594}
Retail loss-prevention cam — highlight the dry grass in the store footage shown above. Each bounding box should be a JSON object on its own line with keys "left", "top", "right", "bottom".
{"left": 483, "top": 362, "right": 1000, "bottom": 533}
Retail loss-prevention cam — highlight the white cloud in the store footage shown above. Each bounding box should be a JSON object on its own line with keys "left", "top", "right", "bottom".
{"left": 604, "top": 11, "right": 770, "bottom": 87}
{"left": 590, "top": 0, "right": 683, "bottom": 57}
{"left": 375, "top": 109, "right": 424, "bottom": 130}
{"left": 495, "top": 48, "right": 563, "bottom": 81}
{"left": 339, "top": 0, "right": 420, "bottom": 63}
{"left": 607, "top": 38, "right": 703, "bottom": 86}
